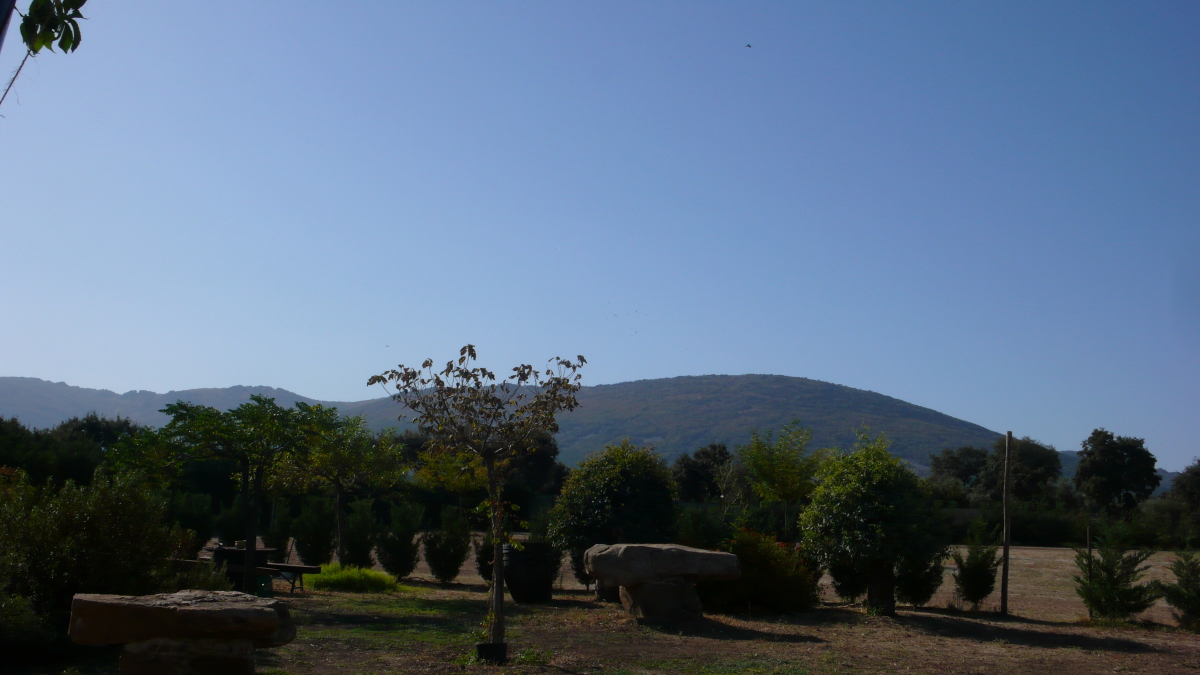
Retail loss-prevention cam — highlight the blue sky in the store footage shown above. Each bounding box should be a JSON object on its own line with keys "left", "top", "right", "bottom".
{"left": 1, "top": 2, "right": 1197, "bottom": 468}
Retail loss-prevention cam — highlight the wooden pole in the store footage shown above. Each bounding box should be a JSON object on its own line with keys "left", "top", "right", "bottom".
{"left": 1000, "top": 430, "right": 1012, "bottom": 616}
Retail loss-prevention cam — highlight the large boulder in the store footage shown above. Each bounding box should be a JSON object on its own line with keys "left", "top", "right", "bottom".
{"left": 70, "top": 590, "right": 294, "bottom": 647}
{"left": 584, "top": 544, "right": 739, "bottom": 586}
{"left": 584, "top": 544, "right": 739, "bottom": 622}
{"left": 69, "top": 590, "right": 295, "bottom": 675}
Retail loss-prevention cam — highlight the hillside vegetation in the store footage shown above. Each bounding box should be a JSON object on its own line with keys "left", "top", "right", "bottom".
{"left": 0, "top": 375, "right": 1000, "bottom": 470}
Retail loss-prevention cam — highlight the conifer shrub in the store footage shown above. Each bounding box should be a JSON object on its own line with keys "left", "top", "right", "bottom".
{"left": 1161, "top": 551, "right": 1200, "bottom": 630}
{"left": 474, "top": 535, "right": 495, "bottom": 584}
{"left": 1073, "top": 529, "right": 1161, "bottom": 620}
{"left": 376, "top": 503, "right": 423, "bottom": 580}
{"left": 292, "top": 497, "right": 337, "bottom": 566}
{"left": 896, "top": 553, "right": 946, "bottom": 608}
{"left": 423, "top": 507, "right": 471, "bottom": 584}
{"left": 951, "top": 519, "right": 1001, "bottom": 610}
{"left": 696, "top": 529, "right": 818, "bottom": 614}
{"left": 341, "top": 500, "right": 378, "bottom": 568}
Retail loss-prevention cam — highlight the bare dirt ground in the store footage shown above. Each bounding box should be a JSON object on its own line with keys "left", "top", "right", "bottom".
{"left": 12, "top": 544, "right": 1197, "bottom": 675}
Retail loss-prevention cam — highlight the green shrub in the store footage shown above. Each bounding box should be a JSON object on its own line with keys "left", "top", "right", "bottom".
{"left": 213, "top": 496, "right": 245, "bottom": 545}
{"left": 1073, "top": 529, "right": 1161, "bottom": 620}
{"left": 951, "top": 519, "right": 1001, "bottom": 610}
{"left": 423, "top": 507, "right": 471, "bottom": 584}
{"left": 474, "top": 535, "right": 495, "bottom": 584}
{"left": 1161, "top": 551, "right": 1200, "bottom": 629}
{"left": 0, "top": 592, "right": 51, "bottom": 652}
{"left": 341, "top": 500, "right": 378, "bottom": 568}
{"left": 548, "top": 440, "right": 677, "bottom": 585}
{"left": 828, "top": 562, "right": 866, "bottom": 602}
{"left": 309, "top": 563, "right": 399, "bottom": 593}
{"left": 696, "top": 529, "right": 818, "bottom": 614}
{"left": 0, "top": 471, "right": 175, "bottom": 625}
{"left": 674, "top": 506, "right": 732, "bottom": 551}
{"left": 376, "top": 503, "right": 423, "bottom": 580}
{"left": 292, "top": 497, "right": 337, "bottom": 566}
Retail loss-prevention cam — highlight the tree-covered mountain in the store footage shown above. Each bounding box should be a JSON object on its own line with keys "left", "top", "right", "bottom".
{"left": 0, "top": 374, "right": 1003, "bottom": 471}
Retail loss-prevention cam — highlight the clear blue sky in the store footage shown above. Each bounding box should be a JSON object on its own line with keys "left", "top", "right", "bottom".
{"left": 2, "top": 2, "right": 1197, "bottom": 469}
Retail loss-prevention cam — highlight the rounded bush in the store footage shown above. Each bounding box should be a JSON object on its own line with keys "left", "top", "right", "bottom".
{"left": 696, "top": 529, "right": 818, "bottom": 614}
{"left": 548, "top": 440, "right": 676, "bottom": 583}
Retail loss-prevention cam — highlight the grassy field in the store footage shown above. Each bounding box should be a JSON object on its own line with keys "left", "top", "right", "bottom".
{"left": 9, "top": 546, "right": 1200, "bottom": 675}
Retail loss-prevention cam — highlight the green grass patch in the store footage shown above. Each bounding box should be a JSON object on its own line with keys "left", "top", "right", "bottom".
{"left": 308, "top": 564, "right": 400, "bottom": 593}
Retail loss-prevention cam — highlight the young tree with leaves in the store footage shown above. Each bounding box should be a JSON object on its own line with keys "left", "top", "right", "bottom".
{"left": 369, "top": 345, "right": 584, "bottom": 657}
{"left": 1, "top": 0, "right": 87, "bottom": 109}
{"left": 738, "top": 421, "right": 824, "bottom": 542}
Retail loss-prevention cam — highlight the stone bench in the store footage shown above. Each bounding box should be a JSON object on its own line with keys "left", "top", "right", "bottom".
{"left": 69, "top": 590, "right": 295, "bottom": 674}
{"left": 584, "top": 543, "right": 739, "bottom": 622}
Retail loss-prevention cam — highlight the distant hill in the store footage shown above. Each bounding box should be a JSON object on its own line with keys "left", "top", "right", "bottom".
{"left": 0, "top": 377, "right": 323, "bottom": 429}
{"left": 1, "top": 374, "right": 1003, "bottom": 471}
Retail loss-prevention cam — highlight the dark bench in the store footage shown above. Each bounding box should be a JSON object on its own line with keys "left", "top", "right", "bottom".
{"left": 266, "top": 563, "right": 322, "bottom": 593}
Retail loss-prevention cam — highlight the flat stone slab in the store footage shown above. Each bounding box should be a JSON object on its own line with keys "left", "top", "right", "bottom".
{"left": 585, "top": 543, "right": 740, "bottom": 586}
{"left": 69, "top": 590, "right": 295, "bottom": 648}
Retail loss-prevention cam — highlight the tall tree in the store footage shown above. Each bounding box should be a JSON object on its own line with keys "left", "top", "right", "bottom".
{"left": 738, "top": 422, "right": 825, "bottom": 541}
{"left": 113, "top": 395, "right": 304, "bottom": 593}
{"left": 978, "top": 436, "right": 1062, "bottom": 503}
{"left": 1075, "top": 429, "right": 1160, "bottom": 514}
{"left": 672, "top": 443, "right": 731, "bottom": 503}
{"left": 277, "top": 405, "right": 407, "bottom": 565}
{"left": 929, "top": 446, "right": 988, "bottom": 488}
{"left": 369, "top": 345, "right": 584, "bottom": 655}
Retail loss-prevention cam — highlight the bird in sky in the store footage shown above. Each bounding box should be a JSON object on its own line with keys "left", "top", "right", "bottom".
{"left": 746, "top": 44, "right": 751, "bottom": 48}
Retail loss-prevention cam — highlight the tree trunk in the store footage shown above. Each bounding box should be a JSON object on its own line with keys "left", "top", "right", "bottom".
{"left": 335, "top": 483, "right": 347, "bottom": 565}
{"left": 865, "top": 561, "right": 895, "bottom": 616}
{"left": 242, "top": 465, "right": 261, "bottom": 595}
{"left": 487, "top": 464, "right": 505, "bottom": 644}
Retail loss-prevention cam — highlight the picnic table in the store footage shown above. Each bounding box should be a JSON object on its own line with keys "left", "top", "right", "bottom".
{"left": 266, "top": 562, "right": 322, "bottom": 593}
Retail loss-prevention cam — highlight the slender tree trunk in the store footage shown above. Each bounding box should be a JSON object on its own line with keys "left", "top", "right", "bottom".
{"left": 242, "top": 464, "right": 260, "bottom": 594}
{"left": 487, "top": 463, "right": 505, "bottom": 644}
{"left": 335, "top": 483, "right": 347, "bottom": 565}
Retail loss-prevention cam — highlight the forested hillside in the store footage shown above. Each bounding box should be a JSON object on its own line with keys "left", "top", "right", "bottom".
{"left": 1, "top": 375, "right": 1001, "bottom": 470}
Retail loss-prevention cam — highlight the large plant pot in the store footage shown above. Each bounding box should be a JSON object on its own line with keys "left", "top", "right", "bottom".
{"left": 503, "top": 543, "right": 560, "bottom": 604}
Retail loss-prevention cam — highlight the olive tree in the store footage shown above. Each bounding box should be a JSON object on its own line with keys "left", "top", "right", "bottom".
{"left": 799, "top": 431, "right": 947, "bottom": 615}
{"left": 368, "top": 345, "right": 584, "bottom": 650}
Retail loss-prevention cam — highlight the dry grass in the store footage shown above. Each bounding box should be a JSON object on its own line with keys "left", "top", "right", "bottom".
{"left": 14, "top": 545, "right": 1199, "bottom": 674}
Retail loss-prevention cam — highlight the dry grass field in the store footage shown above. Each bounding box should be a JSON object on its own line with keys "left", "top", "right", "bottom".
{"left": 10, "top": 545, "right": 1199, "bottom": 675}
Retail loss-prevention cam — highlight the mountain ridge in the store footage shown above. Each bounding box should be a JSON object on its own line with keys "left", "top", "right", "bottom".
{"left": 0, "top": 374, "right": 1005, "bottom": 471}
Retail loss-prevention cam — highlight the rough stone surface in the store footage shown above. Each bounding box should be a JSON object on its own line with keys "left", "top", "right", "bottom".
{"left": 584, "top": 543, "right": 740, "bottom": 586}
{"left": 69, "top": 590, "right": 295, "bottom": 648}
{"left": 119, "top": 638, "right": 255, "bottom": 675}
{"left": 619, "top": 577, "right": 704, "bottom": 622}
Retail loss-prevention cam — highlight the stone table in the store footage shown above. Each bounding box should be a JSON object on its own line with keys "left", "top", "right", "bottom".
{"left": 585, "top": 543, "right": 740, "bottom": 621}
{"left": 69, "top": 590, "right": 295, "bottom": 674}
